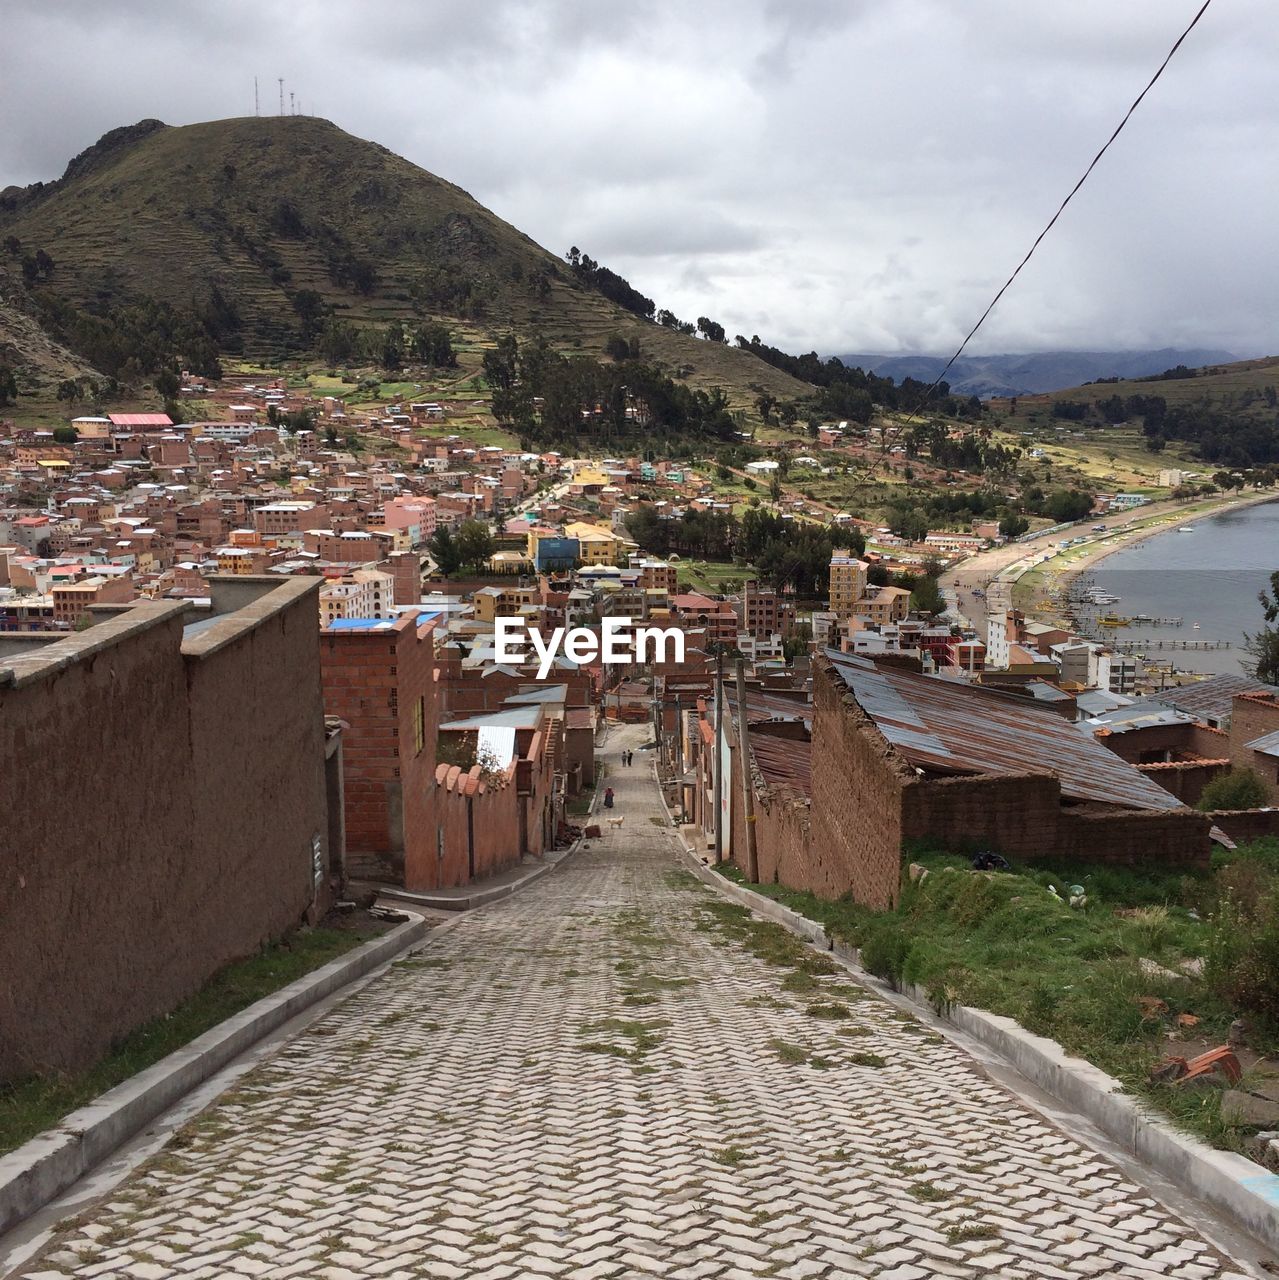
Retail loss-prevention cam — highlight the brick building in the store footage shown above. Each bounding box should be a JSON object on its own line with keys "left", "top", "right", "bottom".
{"left": 739, "top": 579, "right": 796, "bottom": 640}
{"left": 1230, "top": 690, "right": 1279, "bottom": 803}
{"left": 320, "top": 612, "right": 441, "bottom": 889}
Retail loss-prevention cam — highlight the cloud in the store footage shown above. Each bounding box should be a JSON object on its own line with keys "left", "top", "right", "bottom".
{"left": 0, "top": 0, "right": 1273, "bottom": 356}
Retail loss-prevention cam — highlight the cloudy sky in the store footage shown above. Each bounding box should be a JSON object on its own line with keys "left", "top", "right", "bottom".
{"left": 1, "top": 0, "right": 1273, "bottom": 358}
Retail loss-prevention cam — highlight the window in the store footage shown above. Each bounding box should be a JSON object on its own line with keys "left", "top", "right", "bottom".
{"left": 414, "top": 696, "right": 426, "bottom": 756}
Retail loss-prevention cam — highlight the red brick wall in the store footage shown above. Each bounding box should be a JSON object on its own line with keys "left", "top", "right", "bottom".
{"left": 433, "top": 768, "right": 522, "bottom": 885}
{"left": 320, "top": 617, "right": 439, "bottom": 889}
{"left": 1229, "top": 693, "right": 1279, "bottom": 804}
{"left": 0, "top": 584, "right": 330, "bottom": 1079}
{"left": 902, "top": 773, "right": 1062, "bottom": 857}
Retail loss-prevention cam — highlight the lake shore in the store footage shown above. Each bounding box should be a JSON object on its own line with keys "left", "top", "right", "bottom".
{"left": 943, "top": 488, "right": 1279, "bottom": 635}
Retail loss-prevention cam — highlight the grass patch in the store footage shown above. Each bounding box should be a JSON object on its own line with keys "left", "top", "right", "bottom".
{"left": 947, "top": 1223, "right": 1000, "bottom": 1245}
{"left": 712, "top": 1146, "right": 751, "bottom": 1167}
{"left": 805, "top": 1002, "right": 852, "bottom": 1020}
{"left": 0, "top": 925, "right": 378, "bottom": 1156}
{"left": 718, "top": 843, "right": 1279, "bottom": 1154}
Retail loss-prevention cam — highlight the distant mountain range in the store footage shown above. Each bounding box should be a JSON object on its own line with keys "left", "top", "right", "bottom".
{"left": 834, "top": 349, "right": 1240, "bottom": 399}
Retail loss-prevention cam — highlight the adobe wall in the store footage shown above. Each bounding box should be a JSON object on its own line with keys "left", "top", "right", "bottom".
{"left": 1097, "top": 720, "right": 1229, "bottom": 765}
{"left": 807, "top": 657, "right": 909, "bottom": 908}
{"left": 1209, "top": 809, "right": 1279, "bottom": 846}
{"left": 1136, "top": 759, "right": 1229, "bottom": 806}
{"left": 901, "top": 772, "right": 1063, "bottom": 857}
{"left": 0, "top": 580, "right": 330, "bottom": 1079}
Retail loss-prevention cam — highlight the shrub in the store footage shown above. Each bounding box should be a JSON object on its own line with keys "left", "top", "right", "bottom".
{"left": 860, "top": 923, "right": 911, "bottom": 989}
{"left": 1198, "top": 768, "right": 1270, "bottom": 812}
{"left": 1206, "top": 887, "right": 1279, "bottom": 1025}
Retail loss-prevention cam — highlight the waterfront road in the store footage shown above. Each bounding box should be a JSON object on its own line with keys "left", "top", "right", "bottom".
{"left": 13, "top": 727, "right": 1260, "bottom": 1279}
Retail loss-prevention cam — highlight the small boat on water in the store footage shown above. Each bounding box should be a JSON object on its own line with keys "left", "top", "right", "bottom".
{"left": 1098, "top": 615, "right": 1130, "bottom": 627}
{"left": 1178, "top": 526, "right": 1195, "bottom": 533}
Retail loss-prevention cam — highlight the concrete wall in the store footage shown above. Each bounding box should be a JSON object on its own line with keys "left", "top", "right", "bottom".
{"left": 0, "top": 579, "right": 331, "bottom": 1080}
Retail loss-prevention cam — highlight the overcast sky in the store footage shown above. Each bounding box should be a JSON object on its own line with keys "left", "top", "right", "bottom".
{"left": 1, "top": 0, "right": 1273, "bottom": 358}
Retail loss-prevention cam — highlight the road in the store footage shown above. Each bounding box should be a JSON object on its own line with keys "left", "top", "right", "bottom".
{"left": 11, "top": 726, "right": 1258, "bottom": 1279}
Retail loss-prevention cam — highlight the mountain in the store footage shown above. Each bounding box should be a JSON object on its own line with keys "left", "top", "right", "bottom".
{"left": 0, "top": 116, "right": 808, "bottom": 402}
{"left": 835, "top": 349, "right": 1240, "bottom": 399}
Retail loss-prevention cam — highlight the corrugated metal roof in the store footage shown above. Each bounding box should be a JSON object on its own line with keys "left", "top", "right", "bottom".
{"left": 1151, "top": 674, "right": 1269, "bottom": 725}
{"left": 824, "top": 649, "right": 1182, "bottom": 812}
{"left": 750, "top": 732, "right": 812, "bottom": 796}
{"left": 1245, "top": 729, "right": 1279, "bottom": 759}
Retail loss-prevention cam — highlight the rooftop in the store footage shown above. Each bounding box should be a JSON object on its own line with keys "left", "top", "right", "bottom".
{"left": 824, "top": 649, "right": 1182, "bottom": 813}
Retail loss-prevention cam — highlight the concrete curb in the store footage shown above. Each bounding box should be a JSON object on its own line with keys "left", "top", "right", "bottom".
{"left": 670, "top": 842, "right": 1279, "bottom": 1255}
{"left": 376, "top": 860, "right": 557, "bottom": 912}
{"left": 0, "top": 912, "right": 431, "bottom": 1238}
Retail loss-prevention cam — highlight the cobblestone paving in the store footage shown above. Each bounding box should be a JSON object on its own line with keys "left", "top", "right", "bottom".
{"left": 20, "top": 732, "right": 1252, "bottom": 1279}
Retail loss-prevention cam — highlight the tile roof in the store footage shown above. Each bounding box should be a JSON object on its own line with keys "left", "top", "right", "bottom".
{"left": 824, "top": 649, "right": 1182, "bottom": 813}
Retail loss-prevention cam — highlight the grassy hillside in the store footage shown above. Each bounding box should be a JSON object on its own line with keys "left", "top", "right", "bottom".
{"left": 0, "top": 117, "right": 808, "bottom": 407}
{"left": 999, "top": 355, "right": 1279, "bottom": 413}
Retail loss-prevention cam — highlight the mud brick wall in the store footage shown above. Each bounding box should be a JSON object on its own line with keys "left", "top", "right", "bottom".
{"left": 1136, "top": 759, "right": 1229, "bottom": 806}
{"left": 808, "top": 658, "right": 910, "bottom": 909}
{"left": 0, "top": 583, "right": 330, "bottom": 1079}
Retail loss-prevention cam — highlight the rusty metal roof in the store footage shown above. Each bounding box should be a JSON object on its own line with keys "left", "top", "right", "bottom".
{"left": 749, "top": 731, "right": 812, "bottom": 796}
{"left": 823, "top": 649, "right": 1182, "bottom": 812}
{"left": 732, "top": 687, "right": 813, "bottom": 730}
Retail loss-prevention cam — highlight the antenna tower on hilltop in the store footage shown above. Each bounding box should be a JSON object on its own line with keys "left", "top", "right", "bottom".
{"left": 278, "top": 78, "right": 284, "bottom": 116}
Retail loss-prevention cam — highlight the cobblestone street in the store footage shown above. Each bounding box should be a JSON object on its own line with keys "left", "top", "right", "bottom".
{"left": 16, "top": 729, "right": 1255, "bottom": 1279}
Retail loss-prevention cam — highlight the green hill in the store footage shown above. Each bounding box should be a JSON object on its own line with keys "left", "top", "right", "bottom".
{"left": 991, "top": 355, "right": 1279, "bottom": 469}
{"left": 0, "top": 116, "right": 808, "bottom": 405}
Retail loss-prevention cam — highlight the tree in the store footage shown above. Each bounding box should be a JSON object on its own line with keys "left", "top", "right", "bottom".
{"left": 1244, "top": 569, "right": 1279, "bottom": 686}
{"left": 52, "top": 425, "right": 79, "bottom": 445}
{"left": 56, "top": 378, "right": 82, "bottom": 408}
{"left": 0, "top": 364, "right": 18, "bottom": 407}
{"left": 910, "top": 572, "right": 945, "bottom": 617}
{"left": 429, "top": 526, "right": 463, "bottom": 578}
{"left": 769, "top": 472, "right": 782, "bottom": 502}
{"left": 999, "top": 512, "right": 1029, "bottom": 539}
{"left": 696, "top": 317, "right": 726, "bottom": 344}
{"left": 454, "top": 520, "right": 494, "bottom": 574}
{"left": 154, "top": 368, "right": 181, "bottom": 400}
{"left": 1198, "top": 768, "right": 1269, "bottom": 812}
{"left": 381, "top": 326, "right": 404, "bottom": 372}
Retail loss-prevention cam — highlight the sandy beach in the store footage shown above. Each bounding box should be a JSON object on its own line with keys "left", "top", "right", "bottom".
{"left": 943, "top": 488, "right": 1279, "bottom": 637}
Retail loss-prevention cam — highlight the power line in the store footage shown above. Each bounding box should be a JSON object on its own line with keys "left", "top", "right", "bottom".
{"left": 828, "top": 0, "right": 1215, "bottom": 513}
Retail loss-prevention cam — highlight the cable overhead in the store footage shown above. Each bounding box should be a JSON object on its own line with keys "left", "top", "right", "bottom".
{"left": 829, "top": 0, "right": 1215, "bottom": 512}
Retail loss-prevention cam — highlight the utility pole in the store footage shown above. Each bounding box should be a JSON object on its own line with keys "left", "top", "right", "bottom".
{"left": 712, "top": 649, "right": 723, "bottom": 864}
{"left": 278, "top": 78, "right": 284, "bottom": 117}
{"left": 254, "top": 77, "right": 259, "bottom": 116}
{"left": 735, "top": 658, "right": 759, "bottom": 883}
{"left": 289, "top": 91, "right": 295, "bottom": 116}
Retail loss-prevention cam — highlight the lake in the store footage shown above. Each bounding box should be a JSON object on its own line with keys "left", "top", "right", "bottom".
{"left": 1075, "top": 499, "right": 1279, "bottom": 677}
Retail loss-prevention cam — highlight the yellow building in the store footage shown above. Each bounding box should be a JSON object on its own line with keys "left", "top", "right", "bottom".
{"left": 852, "top": 585, "right": 912, "bottom": 626}
{"left": 828, "top": 550, "right": 869, "bottom": 617}
{"left": 565, "top": 521, "right": 620, "bottom": 566}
